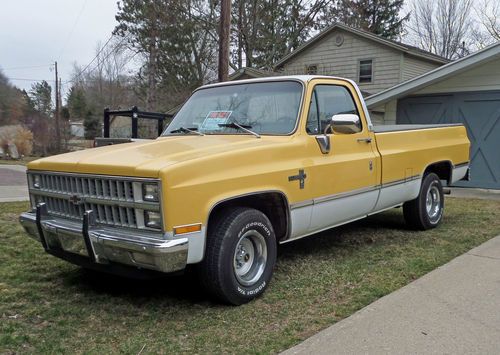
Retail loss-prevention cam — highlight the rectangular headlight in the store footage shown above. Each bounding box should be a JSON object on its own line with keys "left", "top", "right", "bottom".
{"left": 142, "top": 183, "right": 159, "bottom": 202}
{"left": 144, "top": 210, "right": 162, "bottom": 229}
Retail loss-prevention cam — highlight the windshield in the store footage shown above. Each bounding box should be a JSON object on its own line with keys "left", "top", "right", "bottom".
{"left": 163, "top": 81, "right": 303, "bottom": 136}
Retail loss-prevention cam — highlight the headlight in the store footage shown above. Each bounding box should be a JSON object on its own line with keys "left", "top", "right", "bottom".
{"left": 32, "top": 175, "right": 41, "bottom": 189}
{"left": 142, "top": 183, "right": 159, "bottom": 202}
{"left": 144, "top": 211, "right": 162, "bottom": 229}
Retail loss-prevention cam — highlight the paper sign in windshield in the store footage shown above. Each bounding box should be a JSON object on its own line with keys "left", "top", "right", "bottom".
{"left": 201, "top": 111, "right": 232, "bottom": 130}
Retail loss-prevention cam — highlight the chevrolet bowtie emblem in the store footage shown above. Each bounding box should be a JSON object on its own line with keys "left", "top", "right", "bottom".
{"left": 68, "top": 194, "right": 83, "bottom": 205}
{"left": 288, "top": 169, "right": 307, "bottom": 189}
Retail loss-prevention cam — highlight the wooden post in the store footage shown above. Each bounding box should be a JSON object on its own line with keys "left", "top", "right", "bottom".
{"left": 218, "top": 0, "right": 231, "bottom": 82}
{"left": 54, "top": 61, "right": 61, "bottom": 152}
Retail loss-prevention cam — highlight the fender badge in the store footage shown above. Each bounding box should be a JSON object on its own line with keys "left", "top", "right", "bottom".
{"left": 288, "top": 169, "right": 307, "bottom": 189}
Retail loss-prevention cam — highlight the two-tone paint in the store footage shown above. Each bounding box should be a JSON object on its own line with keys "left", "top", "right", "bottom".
{"left": 26, "top": 75, "right": 470, "bottom": 266}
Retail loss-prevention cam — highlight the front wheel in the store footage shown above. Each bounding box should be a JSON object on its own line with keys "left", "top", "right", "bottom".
{"left": 198, "top": 207, "right": 277, "bottom": 305}
{"left": 403, "top": 172, "right": 444, "bottom": 230}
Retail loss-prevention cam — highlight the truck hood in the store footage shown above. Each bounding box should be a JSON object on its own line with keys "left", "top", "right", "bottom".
{"left": 28, "top": 135, "right": 289, "bottom": 177}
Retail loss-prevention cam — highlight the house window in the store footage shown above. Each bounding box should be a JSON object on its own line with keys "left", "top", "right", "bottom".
{"left": 306, "top": 64, "right": 318, "bottom": 75}
{"left": 359, "top": 59, "right": 373, "bottom": 83}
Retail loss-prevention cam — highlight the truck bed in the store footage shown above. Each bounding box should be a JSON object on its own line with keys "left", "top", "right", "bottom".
{"left": 373, "top": 123, "right": 463, "bottom": 133}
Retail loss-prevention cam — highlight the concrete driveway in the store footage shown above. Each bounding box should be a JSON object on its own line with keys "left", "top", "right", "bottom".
{"left": 283, "top": 235, "right": 500, "bottom": 354}
{"left": 0, "top": 165, "right": 29, "bottom": 202}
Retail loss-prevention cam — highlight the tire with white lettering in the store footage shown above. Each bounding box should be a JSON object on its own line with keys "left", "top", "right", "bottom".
{"left": 199, "top": 207, "right": 277, "bottom": 305}
{"left": 403, "top": 173, "right": 444, "bottom": 230}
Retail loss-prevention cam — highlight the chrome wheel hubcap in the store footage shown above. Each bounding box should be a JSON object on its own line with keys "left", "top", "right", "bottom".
{"left": 426, "top": 183, "right": 441, "bottom": 219}
{"left": 233, "top": 230, "right": 267, "bottom": 286}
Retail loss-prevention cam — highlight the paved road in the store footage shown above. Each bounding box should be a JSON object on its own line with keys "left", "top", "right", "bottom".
{"left": 0, "top": 165, "right": 28, "bottom": 202}
{"left": 283, "top": 235, "right": 500, "bottom": 355}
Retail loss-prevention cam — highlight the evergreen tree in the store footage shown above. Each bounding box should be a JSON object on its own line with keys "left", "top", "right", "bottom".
{"left": 83, "top": 110, "right": 101, "bottom": 140}
{"left": 28, "top": 81, "right": 52, "bottom": 117}
{"left": 114, "top": 0, "right": 218, "bottom": 110}
{"left": 66, "top": 86, "right": 87, "bottom": 119}
{"left": 322, "top": 0, "right": 409, "bottom": 39}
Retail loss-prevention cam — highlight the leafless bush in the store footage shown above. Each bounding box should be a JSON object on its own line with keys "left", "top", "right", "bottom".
{"left": 0, "top": 125, "right": 34, "bottom": 156}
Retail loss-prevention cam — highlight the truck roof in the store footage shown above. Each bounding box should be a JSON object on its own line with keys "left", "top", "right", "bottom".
{"left": 199, "top": 75, "right": 350, "bottom": 89}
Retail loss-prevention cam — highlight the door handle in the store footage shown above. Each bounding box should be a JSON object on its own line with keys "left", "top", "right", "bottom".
{"left": 357, "top": 137, "right": 372, "bottom": 143}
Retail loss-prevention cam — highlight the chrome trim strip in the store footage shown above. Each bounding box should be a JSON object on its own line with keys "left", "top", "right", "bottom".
{"left": 290, "top": 175, "right": 421, "bottom": 211}
{"left": 380, "top": 174, "right": 420, "bottom": 188}
{"left": 27, "top": 169, "right": 160, "bottom": 181}
{"left": 314, "top": 185, "right": 380, "bottom": 204}
{"left": 290, "top": 199, "right": 314, "bottom": 210}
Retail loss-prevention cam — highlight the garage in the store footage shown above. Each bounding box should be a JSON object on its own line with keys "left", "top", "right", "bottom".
{"left": 366, "top": 42, "right": 500, "bottom": 189}
{"left": 397, "top": 91, "right": 500, "bottom": 189}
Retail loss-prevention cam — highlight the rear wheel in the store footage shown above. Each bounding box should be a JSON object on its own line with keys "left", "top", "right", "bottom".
{"left": 199, "top": 207, "right": 277, "bottom": 305}
{"left": 403, "top": 173, "right": 444, "bottom": 230}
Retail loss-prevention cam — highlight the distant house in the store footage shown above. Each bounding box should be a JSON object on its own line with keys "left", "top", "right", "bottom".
{"left": 274, "top": 23, "right": 448, "bottom": 97}
{"left": 69, "top": 121, "right": 85, "bottom": 138}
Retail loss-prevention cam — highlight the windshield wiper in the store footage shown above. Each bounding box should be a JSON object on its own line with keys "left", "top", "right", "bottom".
{"left": 169, "top": 127, "right": 204, "bottom": 136}
{"left": 218, "top": 121, "right": 260, "bottom": 138}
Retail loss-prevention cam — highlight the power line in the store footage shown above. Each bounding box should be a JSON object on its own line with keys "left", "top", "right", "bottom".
{"left": 65, "top": 34, "right": 116, "bottom": 85}
{"left": 1, "top": 64, "right": 53, "bottom": 71}
{"left": 58, "top": 0, "right": 88, "bottom": 58}
{"left": 6, "top": 77, "right": 55, "bottom": 82}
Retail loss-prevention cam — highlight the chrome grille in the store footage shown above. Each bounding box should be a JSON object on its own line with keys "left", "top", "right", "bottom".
{"left": 28, "top": 172, "right": 160, "bottom": 230}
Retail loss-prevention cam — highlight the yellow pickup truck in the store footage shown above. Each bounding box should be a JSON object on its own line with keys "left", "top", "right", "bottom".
{"left": 20, "top": 76, "right": 470, "bottom": 305}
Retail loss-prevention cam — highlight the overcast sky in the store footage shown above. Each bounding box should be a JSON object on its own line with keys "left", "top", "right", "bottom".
{"left": 0, "top": 0, "right": 119, "bottom": 96}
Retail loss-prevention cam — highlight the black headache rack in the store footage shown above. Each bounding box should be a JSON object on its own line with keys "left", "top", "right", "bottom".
{"left": 95, "top": 106, "right": 173, "bottom": 147}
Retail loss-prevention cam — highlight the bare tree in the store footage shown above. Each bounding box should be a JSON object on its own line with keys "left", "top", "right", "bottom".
{"left": 407, "top": 0, "right": 474, "bottom": 59}
{"left": 475, "top": 0, "right": 500, "bottom": 42}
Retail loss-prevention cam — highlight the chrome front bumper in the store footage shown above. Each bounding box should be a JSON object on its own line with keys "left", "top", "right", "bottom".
{"left": 19, "top": 203, "right": 188, "bottom": 274}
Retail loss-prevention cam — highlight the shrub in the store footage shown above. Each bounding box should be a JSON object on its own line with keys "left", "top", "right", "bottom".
{"left": 0, "top": 125, "right": 34, "bottom": 156}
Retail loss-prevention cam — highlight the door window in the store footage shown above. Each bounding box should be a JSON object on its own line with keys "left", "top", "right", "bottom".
{"left": 306, "top": 85, "right": 360, "bottom": 135}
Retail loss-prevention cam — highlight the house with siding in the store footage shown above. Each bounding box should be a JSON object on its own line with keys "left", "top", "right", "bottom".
{"left": 273, "top": 23, "right": 448, "bottom": 100}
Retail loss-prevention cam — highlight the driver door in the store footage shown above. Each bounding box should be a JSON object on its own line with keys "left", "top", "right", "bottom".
{"left": 304, "top": 81, "right": 380, "bottom": 233}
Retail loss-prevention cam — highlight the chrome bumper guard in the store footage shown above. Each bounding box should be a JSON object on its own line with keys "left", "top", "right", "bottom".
{"left": 19, "top": 203, "right": 188, "bottom": 274}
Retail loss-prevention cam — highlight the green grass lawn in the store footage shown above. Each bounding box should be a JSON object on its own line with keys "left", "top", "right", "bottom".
{"left": 1, "top": 199, "right": 500, "bottom": 353}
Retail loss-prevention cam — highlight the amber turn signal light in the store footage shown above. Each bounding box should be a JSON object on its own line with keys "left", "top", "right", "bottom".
{"left": 174, "top": 224, "right": 201, "bottom": 235}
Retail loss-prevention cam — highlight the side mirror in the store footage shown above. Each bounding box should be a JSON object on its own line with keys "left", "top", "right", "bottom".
{"left": 329, "top": 114, "right": 362, "bottom": 134}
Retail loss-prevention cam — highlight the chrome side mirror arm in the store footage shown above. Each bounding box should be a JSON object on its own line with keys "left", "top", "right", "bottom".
{"left": 315, "top": 134, "right": 330, "bottom": 154}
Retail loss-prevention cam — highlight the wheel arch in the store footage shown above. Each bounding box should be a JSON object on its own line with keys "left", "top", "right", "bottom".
{"left": 423, "top": 160, "right": 453, "bottom": 185}
{"left": 206, "top": 190, "right": 291, "bottom": 243}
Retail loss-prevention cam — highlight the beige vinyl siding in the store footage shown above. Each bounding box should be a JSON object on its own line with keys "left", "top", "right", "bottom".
{"left": 278, "top": 29, "right": 402, "bottom": 94}
{"left": 402, "top": 55, "right": 441, "bottom": 81}
{"left": 415, "top": 58, "right": 500, "bottom": 94}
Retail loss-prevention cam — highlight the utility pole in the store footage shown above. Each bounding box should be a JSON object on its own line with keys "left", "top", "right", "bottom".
{"left": 54, "top": 61, "right": 61, "bottom": 152}
{"left": 218, "top": 0, "right": 231, "bottom": 82}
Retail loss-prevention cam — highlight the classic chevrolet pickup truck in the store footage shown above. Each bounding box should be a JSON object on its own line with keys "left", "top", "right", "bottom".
{"left": 20, "top": 76, "right": 470, "bottom": 304}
